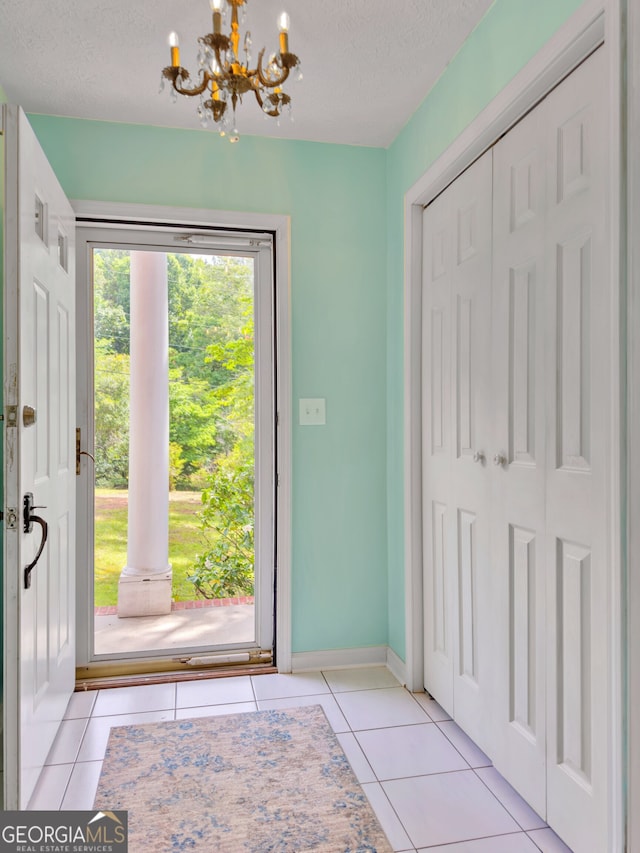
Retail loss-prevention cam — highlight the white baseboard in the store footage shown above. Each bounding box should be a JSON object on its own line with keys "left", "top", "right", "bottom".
{"left": 290, "top": 646, "right": 388, "bottom": 672}
{"left": 386, "top": 647, "right": 407, "bottom": 686}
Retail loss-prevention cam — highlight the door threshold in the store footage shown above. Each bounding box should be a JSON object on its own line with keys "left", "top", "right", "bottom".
{"left": 76, "top": 656, "right": 275, "bottom": 690}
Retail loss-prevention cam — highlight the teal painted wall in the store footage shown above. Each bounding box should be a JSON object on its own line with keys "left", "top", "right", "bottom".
{"left": 384, "top": 0, "right": 587, "bottom": 660}
{"left": 27, "top": 116, "right": 389, "bottom": 655}
{"left": 0, "top": 0, "right": 589, "bottom": 667}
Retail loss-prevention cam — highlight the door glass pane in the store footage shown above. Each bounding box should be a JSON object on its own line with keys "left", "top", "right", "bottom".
{"left": 92, "top": 248, "right": 256, "bottom": 656}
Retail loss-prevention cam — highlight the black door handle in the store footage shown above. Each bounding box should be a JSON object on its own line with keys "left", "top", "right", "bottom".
{"left": 23, "top": 492, "right": 48, "bottom": 590}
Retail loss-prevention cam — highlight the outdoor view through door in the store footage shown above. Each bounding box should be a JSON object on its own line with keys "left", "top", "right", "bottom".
{"left": 76, "top": 230, "right": 276, "bottom": 665}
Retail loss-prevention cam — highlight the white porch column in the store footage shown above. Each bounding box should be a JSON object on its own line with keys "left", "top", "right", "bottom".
{"left": 117, "top": 250, "right": 172, "bottom": 617}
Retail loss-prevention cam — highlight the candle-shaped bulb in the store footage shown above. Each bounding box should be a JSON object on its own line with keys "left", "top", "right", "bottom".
{"left": 210, "top": 0, "right": 223, "bottom": 33}
{"left": 168, "top": 32, "right": 180, "bottom": 67}
{"left": 279, "top": 12, "right": 290, "bottom": 53}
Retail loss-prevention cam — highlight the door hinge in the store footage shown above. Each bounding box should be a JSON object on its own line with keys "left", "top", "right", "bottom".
{"left": 5, "top": 507, "right": 18, "bottom": 530}
{"left": 6, "top": 405, "right": 18, "bottom": 428}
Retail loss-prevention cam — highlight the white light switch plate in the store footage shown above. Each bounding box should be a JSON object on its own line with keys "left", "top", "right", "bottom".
{"left": 299, "top": 398, "right": 326, "bottom": 425}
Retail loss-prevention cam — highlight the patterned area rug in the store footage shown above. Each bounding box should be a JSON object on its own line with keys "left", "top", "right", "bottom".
{"left": 94, "top": 704, "right": 393, "bottom": 852}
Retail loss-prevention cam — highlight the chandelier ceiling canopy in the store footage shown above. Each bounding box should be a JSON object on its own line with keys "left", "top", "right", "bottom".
{"left": 161, "top": 0, "right": 301, "bottom": 142}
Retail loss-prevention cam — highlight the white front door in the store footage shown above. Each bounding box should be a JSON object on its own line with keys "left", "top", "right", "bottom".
{"left": 3, "top": 105, "right": 76, "bottom": 809}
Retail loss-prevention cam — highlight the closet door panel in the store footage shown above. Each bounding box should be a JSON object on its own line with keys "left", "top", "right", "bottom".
{"left": 423, "top": 187, "right": 455, "bottom": 714}
{"left": 449, "top": 151, "right": 494, "bottom": 752}
{"left": 544, "top": 48, "right": 609, "bottom": 853}
{"left": 422, "top": 151, "right": 493, "bottom": 741}
{"left": 491, "top": 98, "right": 547, "bottom": 817}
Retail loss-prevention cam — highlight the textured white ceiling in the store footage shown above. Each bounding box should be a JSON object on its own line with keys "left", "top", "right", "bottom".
{"left": 0, "top": 0, "right": 493, "bottom": 148}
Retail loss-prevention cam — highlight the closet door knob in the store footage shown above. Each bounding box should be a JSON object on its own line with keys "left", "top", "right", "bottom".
{"left": 473, "top": 451, "right": 486, "bottom": 464}
{"left": 493, "top": 453, "right": 507, "bottom": 467}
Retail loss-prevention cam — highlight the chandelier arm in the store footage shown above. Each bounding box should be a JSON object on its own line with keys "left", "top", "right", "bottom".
{"left": 256, "top": 48, "right": 290, "bottom": 89}
{"left": 174, "top": 74, "right": 212, "bottom": 97}
{"left": 163, "top": 67, "right": 212, "bottom": 98}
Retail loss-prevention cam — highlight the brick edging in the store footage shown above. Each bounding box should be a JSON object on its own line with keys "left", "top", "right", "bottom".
{"left": 94, "top": 596, "right": 255, "bottom": 616}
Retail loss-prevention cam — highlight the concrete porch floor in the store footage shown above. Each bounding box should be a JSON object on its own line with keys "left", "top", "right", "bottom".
{"left": 94, "top": 603, "right": 254, "bottom": 656}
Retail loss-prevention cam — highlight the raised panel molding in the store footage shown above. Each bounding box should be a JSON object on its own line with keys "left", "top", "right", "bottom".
{"left": 432, "top": 502, "right": 448, "bottom": 656}
{"left": 557, "top": 111, "right": 589, "bottom": 203}
{"left": 34, "top": 543, "right": 51, "bottom": 702}
{"left": 510, "top": 155, "right": 538, "bottom": 232}
{"left": 458, "top": 203, "right": 477, "bottom": 264}
{"left": 556, "top": 538, "right": 592, "bottom": 788}
{"left": 458, "top": 509, "right": 477, "bottom": 682}
{"left": 509, "top": 525, "right": 537, "bottom": 738}
{"left": 509, "top": 264, "right": 537, "bottom": 466}
{"left": 431, "top": 309, "right": 445, "bottom": 453}
{"left": 456, "top": 295, "right": 473, "bottom": 457}
{"left": 556, "top": 234, "right": 591, "bottom": 470}
{"left": 57, "top": 512, "right": 70, "bottom": 658}
{"left": 432, "top": 228, "right": 447, "bottom": 280}
{"left": 57, "top": 304, "right": 70, "bottom": 472}
{"left": 34, "top": 279, "right": 50, "bottom": 482}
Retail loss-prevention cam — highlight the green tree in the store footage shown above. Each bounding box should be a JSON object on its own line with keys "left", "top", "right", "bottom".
{"left": 94, "top": 342, "right": 130, "bottom": 486}
{"left": 189, "top": 307, "right": 256, "bottom": 598}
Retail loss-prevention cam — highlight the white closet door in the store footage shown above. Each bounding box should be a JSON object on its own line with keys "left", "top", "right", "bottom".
{"left": 423, "top": 151, "right": 493, "bottom": 752}
{"left": 490, "top": 85, "right": 548, "bottom": 815}
{"left": 543, "top": 48, "right": 609, "bottom": 853}
{"left": 491, "top": 47, "right": 609, "bottom": 850}
{"left": 422, "top": 185, "right": 455, "bottom": 714}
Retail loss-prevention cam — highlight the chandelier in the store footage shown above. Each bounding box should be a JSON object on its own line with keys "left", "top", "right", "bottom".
{"left": 161, "top": 0, "right": 301, "bottom": 142}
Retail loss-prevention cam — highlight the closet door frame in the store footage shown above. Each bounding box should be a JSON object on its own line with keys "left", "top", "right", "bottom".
{"left": 402, "top": 1, "right": 625, "bottom": 850}
{"left": 625, "top": 0, "right": 640, "bottom": 850}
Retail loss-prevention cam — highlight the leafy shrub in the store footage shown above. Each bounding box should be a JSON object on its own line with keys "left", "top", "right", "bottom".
{"left": 188, "top": 451, "right": 254, "bottom": 599}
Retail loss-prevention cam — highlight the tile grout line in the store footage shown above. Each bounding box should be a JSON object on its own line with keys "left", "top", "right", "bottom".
{"left": 364, "top": 778, "right": 418, "bottom": 850}
{"left": 322, "top": 672, "right": 427, "bottom": 850}
{"left": 470, "top": 766, "right": 545, "bottom": 835}
{"left": 62, "top": 672, "right": 557, "bottom": 850}
{"left": 432, "top": 721, "right": 486, "bottom": 771}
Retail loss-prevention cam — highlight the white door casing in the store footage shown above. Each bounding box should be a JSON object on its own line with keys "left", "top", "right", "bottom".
{"left": 404, "top": 4, "right": 621, "bottom": 849}
{"left": 3, "top": 105, "right": 76, "bottom": 809}
{"left": 422, "top": 150, "right": 494, "bottom": 755}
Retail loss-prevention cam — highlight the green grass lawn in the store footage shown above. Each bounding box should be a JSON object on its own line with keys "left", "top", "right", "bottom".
{"left": 94, "top": 489, "right": 204, "bottom": 607}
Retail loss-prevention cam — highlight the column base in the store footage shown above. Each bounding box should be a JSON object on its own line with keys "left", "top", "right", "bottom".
{"left": 117, "top": 569, "right": 173, "bottom": 618}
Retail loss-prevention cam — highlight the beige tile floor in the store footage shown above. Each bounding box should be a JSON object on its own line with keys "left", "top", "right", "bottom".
{"left": 28, "top": 667, "right": 574, "bottom": 852}
{"left": 93, "top": 603, "right": 254, "bottom": 655}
